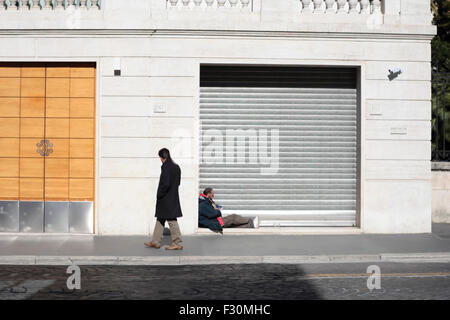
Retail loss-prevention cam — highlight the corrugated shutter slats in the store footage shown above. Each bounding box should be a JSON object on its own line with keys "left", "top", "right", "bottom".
{"left": 200, "top": 66, "right": 358, "bottom": 227}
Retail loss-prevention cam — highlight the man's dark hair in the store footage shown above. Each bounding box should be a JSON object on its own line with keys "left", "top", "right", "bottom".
{"left": 158, "top": 148, "right": 171, "bottom": 160}
{"left": 203, "top": 187, "right": 213, "bottom": 196}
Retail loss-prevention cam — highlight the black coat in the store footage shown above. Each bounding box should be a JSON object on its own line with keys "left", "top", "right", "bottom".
{"left": 155, "top": 159, "right": 182, "bottom": 220}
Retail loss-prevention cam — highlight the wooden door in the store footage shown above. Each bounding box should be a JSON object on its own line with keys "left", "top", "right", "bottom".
{"left": 0, "top": 63, "right": 95, "bottom": 233}
{"left": 45, "top": 65, "right": 95, "bottom": 202}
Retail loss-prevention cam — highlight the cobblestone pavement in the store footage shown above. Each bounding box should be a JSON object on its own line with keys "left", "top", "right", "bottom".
{"left": 0, "top": 262, "right": 449, "bottom": 300}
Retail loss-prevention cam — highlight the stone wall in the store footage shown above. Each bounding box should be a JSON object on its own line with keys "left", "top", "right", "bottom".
{"left": 432, "top": 162, "right": 450, "bottom": 223}
{"left": 0, "top": 0, "right": 437, "bottom": 234}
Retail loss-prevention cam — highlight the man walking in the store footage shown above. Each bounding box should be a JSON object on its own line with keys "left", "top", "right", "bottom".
{"left": 145, "top": 148, "right": 183, "bottom": 250}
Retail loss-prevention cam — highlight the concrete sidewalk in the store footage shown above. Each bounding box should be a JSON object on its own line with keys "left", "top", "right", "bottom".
{"left": 0, "top": 224, "right": 449, "bottom": 266}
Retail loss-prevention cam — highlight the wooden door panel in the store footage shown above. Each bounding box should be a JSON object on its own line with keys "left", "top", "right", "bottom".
{"left": 70, "top": 159, "right": 94, "bottom": 178}
{"left": 0, "top": 158, "right": 19, "bottom": 177}
{"left": 45, "top": 158, "right": 69, "bottom": 178}
{"left": 0, "top": 138, "right": 19, "bottom": 157}
{"left": 21, "top": 78, "right": 45, "bottom": 97}
{"left": 46, "top": 67, "right": 70, "bottom": 78}
{"left": 46, "top": 78, "right": 70, "bottom": 98}
{"left": 45, "top": 179, "right": 69, "bottom": 201}
{"left": 0, "top": 118, "right": 19, "bottom": 137}
{"left": 21, "top": 98, "right": 45, "bottom": 118}
{"left": 0, "top": 67, "right": 21, "bottom": 78}
{"left": 70, "top": 119, "right": 94, "bottom": 138}
{"left": 0, "top": 178, "right": 19, "bottom": 200}
{"left": 70, "top": 78, "right": 95, "bottom": 98}
{"left": 20, "top": 118, "right": 44, "bottom": 138}
{"left": 69, "top": 178, "right": 93, "bottom": 200}
{"left": 20, "top": 138, "right": 44, "bottom": 158}
{"left": 20, "top": 158, "right": 44, "bottom": 178}
{"left": 70, "top": 67, "right": 95, "bottom": 78}
{"left": 0, "top": 78, "right": 20, "bottom": 97}
{"left": 0, "top": 98, "right": 20, "bottom": 117}
{"left": 45, "top": 138, "right": 69, "bottom": 158}
{"left": 46, "top": 118, "right": 69, "bottom": 138}
{"left": 70, "top": 139, "right": 94, "bottom": 158}
{"left": 20, "top": 178, "right": 44, "bottom": 200}
{"left": 70, "top": 98, "right": 94, "bottom": 118}
{"left": 21, "top": 67, "right": 45, "bottom": 78}
{"left": 46, "top": 98, "right": 70, "bottom": 117}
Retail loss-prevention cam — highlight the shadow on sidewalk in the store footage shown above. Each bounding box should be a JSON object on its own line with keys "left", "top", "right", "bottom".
{"left": 433, "top": 223, "right": 450, "bottom": 240}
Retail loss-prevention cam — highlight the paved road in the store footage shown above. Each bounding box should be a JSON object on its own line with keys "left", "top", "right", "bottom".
{"left": 0, "top": 262, "right": 449, "bottom": 300}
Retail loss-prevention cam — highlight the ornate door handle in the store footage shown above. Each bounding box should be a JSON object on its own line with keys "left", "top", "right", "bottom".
{"left": 36, "top": 139, "right": 54, "bottom": 157}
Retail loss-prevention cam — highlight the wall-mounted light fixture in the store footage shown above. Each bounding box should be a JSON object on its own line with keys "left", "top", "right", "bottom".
{"left": 113, "top": 57, "right": 121, "bottom": 76}
{"left": 388, "top": 68, "right": 402, "bottom": 81}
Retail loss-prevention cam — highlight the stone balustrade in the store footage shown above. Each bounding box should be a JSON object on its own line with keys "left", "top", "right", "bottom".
{"left": 0, "top": 0, "right": 102, "bottom": 10}
{"left": 167, "top": 0, "right": 383, "bottom": 14}
{"left": 0, "top": 0, "right": 384, "bottom": 14}
{"left": 167, "top": 0, "right": 252, "bottom": 9}
{"left": 301, "top": 0, "right": 382, "bottom": 14}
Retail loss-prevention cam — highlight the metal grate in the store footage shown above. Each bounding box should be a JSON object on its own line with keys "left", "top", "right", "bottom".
{"left": 200, "top": 65, "right": 358, "bottom": 227}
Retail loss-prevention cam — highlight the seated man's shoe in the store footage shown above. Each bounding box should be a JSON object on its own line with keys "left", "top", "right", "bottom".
{"left": 144, "top": 241, "right": 161, "bottom": 249}
{"left": 165, "top": 244, "right": 183, "bottom": 250}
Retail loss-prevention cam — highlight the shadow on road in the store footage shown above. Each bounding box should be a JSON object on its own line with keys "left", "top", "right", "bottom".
{"left": 0, "top": 264, "right": 323, "bottom": 300}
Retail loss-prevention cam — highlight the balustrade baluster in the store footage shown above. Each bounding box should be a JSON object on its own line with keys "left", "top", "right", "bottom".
{"left": 301, "top": 0, "right": 311, "bottom": 13}
{"left": 325, "top": 0, "right": 335, "bottom": 13}
{"left": 241, "top": 0, "right": 249, "bottom": 7}
{"left": 313, "top": 0, "right": 323, "bottom": 13}
{"left": 348, "top": 0, "right": 358, "bottom": 13}
{"left": 360, "top": 0, "right": 369, "bottom": 14}
{"left": 371, "top": 0, "right": 381, "bottom": 14}
{"left": 336, "top": 0, "right": 346, "bottom": 13}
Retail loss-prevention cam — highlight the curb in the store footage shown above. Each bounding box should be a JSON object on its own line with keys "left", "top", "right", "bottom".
{"left": 1, "top": 253, "right": 450, "bottom": 266}
{"left": 380, "top": 253, "right": 450, "bottom": 263}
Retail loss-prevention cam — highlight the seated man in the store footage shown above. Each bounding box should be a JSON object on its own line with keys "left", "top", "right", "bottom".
{"left": 198, "top": 187, "right": 254, "bottom": 233}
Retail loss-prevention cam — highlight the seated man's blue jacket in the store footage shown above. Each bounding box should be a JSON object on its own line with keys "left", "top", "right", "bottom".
{"left": 198, "top": 195, "right": 222, "bottom": 231}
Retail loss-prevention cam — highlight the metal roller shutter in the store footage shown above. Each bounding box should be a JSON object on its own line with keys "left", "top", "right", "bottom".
{"left": 199, "top": 65, "right": 358, "bottom": 227}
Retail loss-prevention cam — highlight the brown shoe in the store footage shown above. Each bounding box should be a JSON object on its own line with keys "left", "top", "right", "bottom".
{"left": 165, "top": 244, "right": 183, "bottom": 250}
{"left": 144, "top": 241, "right": 160, "bottom": 249}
